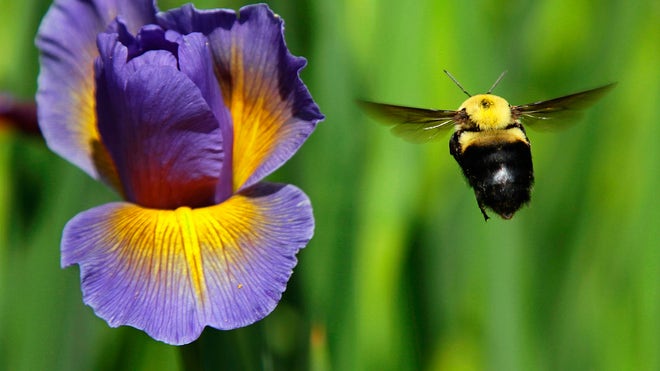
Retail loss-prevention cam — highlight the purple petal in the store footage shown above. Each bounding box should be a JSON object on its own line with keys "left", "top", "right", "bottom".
{"left": 61, "top": 183, "right": 314, "bottom": 345}
{"left": 158, "top": 4, "right": 324, "bottom": 191}
{"left": 95, "top": 36, "right": 223, "bottom": 209}
{"left": 157, "top": 3, "right": 236, "bottom": 35}
{"left": 173, "top": 32, "right": 231, "bottom": 130}
{"left": 126, "top": 23, "right": 179, "bottom": 62}
{"left": 94, "top": 0, "right": 158, "bottom": 35}
{"left": 35, "top": 0, "right": 156, "bottom": 185}
{"left": 172, "top": 32, "right": 234, "bottom": 201}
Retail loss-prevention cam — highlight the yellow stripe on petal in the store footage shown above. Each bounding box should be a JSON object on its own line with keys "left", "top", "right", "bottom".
{"left": 175, "top": 207, "right": 206, "bottom": 302}
{"left": 57, "top": 67, "right": 122, "bottom": 192}
{"left": 87, "top": 109, "right": 122, "bottom": 193}
{"left": 36, "top": 2, "right": 122, "bottom": 191}
{"left": 73, "top": 84, "right": 118, "bottom": 191}
{"left": 204, "top": 6, "right": 322, "bottom": 192}
{"left": 62, "top": 183, "right": 313, "bottom": 344}
{"left": 227, "top": 46, "right": 286, "bottom": 191}
{"left": 118, "top": 196, "right": 260, "bottom": 300}
{"left": 101, "top": 205, "right": 240, "bottom": 308}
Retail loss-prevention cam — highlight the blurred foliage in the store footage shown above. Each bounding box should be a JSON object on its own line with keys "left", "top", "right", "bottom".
{"left": 0, "top": 0, "right": 658, "bottom": 370}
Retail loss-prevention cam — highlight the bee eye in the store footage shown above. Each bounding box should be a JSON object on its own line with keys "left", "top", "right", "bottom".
{"left": 481, "top": 99, "right": 491, "bottom": 108}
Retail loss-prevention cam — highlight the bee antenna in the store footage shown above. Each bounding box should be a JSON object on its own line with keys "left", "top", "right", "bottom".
{"left": 443, "top": 70, "right": 471, "bottom": 97}
{"left": 487, "top": 70, "right": 508, "bottom": 94}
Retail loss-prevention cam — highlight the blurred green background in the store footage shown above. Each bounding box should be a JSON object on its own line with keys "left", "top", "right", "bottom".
{"left": 1, "top": 0, "right": 658, "bottom": 370}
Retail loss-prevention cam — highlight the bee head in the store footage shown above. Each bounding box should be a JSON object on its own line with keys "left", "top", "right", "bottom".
{"left": 460, "top": 94, "right": 513, "bottom": 130}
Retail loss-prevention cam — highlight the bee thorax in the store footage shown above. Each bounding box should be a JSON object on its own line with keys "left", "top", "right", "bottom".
{"left": 459, "top": 94, "right": 513, "bottom": 130}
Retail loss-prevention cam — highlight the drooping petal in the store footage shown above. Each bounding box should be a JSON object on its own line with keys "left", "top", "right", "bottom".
{"left": 35, "top": 0, "right": 156, "bottom": 188}
{"left": 61, "top": 182, "right": 313, "bottom": 345}
{"left": 158, "top": 4, "right": 324, "bottom": 191}
{"left": 95, "top": 34, "right": 223, "bottom": 209}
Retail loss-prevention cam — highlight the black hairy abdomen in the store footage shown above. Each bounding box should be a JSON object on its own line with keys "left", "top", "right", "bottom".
{"left": 450, "top": 134, "right": 534, "bottom": 219}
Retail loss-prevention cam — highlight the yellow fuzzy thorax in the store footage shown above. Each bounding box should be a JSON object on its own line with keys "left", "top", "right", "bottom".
{"left": 459, "top": 94, "right": 513, "bottom": 130}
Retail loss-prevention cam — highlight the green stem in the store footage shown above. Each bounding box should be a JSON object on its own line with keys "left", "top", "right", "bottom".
{"left": 179, "top": 339, "right": 204, "bottom": 371}
{"left": 178, "top": 325, "right": 269, "bottom": 371}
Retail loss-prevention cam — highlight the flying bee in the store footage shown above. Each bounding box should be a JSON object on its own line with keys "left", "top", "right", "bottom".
{"left": 360, "top": 71, "right": 615, "bottom": 220}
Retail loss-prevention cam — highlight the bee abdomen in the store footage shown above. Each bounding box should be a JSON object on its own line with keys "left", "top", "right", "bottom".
{"left": 451, "top": 133, "right": 534, "bottom": 219}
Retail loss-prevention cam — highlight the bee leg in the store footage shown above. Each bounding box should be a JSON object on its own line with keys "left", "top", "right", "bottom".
{"left": 478, "top": 203, "right": 490, "bottom": 221}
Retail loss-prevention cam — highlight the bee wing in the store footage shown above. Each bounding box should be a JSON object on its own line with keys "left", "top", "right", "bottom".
{"left": 512, "top": 83, "right": 616, "bottom": 130}
{"left": 358, "top": 100, "right": 458, "bottom": 143}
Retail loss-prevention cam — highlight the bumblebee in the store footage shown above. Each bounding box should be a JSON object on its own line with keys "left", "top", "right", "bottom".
{"left": 360, "top": 71, "right": 615, "bottom": 220}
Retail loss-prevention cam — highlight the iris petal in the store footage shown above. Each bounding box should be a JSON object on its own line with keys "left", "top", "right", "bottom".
{"left": 95, "top": 34, "right": 223, "bottom": 209}
{"left": 61, "top": 182, "right": 313, "bottom": 345}
{"left": 36, "top": 0, "right": 156, "bottom": 188}
{"left": 158, "top": 4, "right": 324, "bottom": 191}
{"left": 174, "top": 32, "right": 234, "bottom": 201}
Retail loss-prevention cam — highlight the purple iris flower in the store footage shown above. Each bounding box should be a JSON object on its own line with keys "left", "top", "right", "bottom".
{"left": 36, "top": 0, "right": 323, "bottom": 345}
